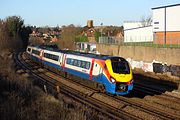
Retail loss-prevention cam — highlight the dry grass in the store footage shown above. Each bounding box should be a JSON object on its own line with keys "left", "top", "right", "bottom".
{"left": 0, "top": 51, "right": 102, "bottom": 120}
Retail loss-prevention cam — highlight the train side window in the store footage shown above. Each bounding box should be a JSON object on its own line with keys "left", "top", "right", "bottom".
{"left": 66, "top": 58, "right": 90, "bottom": 69}
{"left": 74, "top": 59, "right": 78, "bottom": 66}
{"left": 66, "top": 58, "right": 70, "bottom": 64}
{"left": 32, "top": 50, "right": 40, "bottom": 55}
{"left": 57, "top": 56, "right": 61, "bottom": 61}
{"left": 77, "top": 60, "right": 81, "bottom": 67}
{"left": 70, "top": 59, "right": 74, "bottom": 65}
{"left": 81, "top": 61, "right": 86, "bottom": 69}
{"left": 52, "top": 55, "right": 59, "bottom": 61}
{"left": 86, "top": 62, "right": 90, "bottom": 69}
{"left": 44, "top": 53, "right": 59, "bottom": 61}
{"left": 44, "top": 53, "right": 49, "bottom": 58}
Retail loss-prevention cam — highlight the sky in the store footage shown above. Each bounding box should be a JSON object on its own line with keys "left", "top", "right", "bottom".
{"left": 0, "top": 0, "right": 180, "bottom": 27}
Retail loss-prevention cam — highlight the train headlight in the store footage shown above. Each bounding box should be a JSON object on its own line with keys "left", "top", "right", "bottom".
{"left": 127, "top": 79, "right": 133, "bottom": 84}
{"left": 110, "top": 77, "right": 116, "bottom": 83}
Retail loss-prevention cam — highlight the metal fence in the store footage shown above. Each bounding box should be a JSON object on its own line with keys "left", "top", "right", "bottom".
{"left": 99, "top": 36, "right": 180, "bottom": 48}
{"left": 99, "top": 37, "right": 124, "bottom": 44}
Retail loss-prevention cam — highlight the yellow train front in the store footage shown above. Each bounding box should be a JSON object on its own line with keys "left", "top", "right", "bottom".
{"left": 98, "top": 57, "right": 133, "bottom": 95}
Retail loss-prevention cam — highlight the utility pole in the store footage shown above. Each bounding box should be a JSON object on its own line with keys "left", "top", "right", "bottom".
{"left": 101, "top": 23, "right": 103, "bottom": 37}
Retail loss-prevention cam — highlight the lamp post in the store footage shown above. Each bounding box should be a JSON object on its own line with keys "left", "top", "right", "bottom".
{"left": 100, "top": 23, "right": 103, "bottom": 37}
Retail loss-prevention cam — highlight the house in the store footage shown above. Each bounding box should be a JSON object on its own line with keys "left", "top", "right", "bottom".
{"left": 82, "top": 20, "right": 97, "bottom": 43}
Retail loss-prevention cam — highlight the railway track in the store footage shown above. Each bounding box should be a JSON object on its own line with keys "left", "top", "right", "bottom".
{"left": 133, "top": 82, "right": 180, "bottom": 104}
{"left": 14, "top": 52, "right": 180, "bottom": 120}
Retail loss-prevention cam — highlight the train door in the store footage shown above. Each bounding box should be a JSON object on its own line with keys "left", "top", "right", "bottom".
{"left": 39, "top": 50, "right": 44, "bottom": 66}
{"left": 59, "top": 53, "right": 64, "bottom": 70}
{"left": 92, "top": 61, "right": 103, "bottom": 82}
{"left": 61, "top": 53, "right": 67, "bottom": 71}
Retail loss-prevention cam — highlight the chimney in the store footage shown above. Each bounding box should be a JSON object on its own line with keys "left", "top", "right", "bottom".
{"left": 87, "top": 20, "right": 93, "bottom": 28}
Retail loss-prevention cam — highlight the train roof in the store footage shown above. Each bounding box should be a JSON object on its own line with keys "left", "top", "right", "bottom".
{"left": 66, "top": 50, "right": 112, "bottom": 60}
{"left": 29, "top": 45, "right": 126, "bottom": 61}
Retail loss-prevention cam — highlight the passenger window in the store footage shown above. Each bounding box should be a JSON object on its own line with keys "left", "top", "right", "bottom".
{"left": 86, "top": 62, "right": 90, "bottom": 69}
{"left": 81, "top": 61, "right": 86, "bottom": 68}
{"left": 66, "top": 58, "right": 90, "bottom": 70}
{"left": 74, "top": 60, "right": 78, "bottom": 66}
{"left": 32, "top": 50, "right": 40, "bottom": 55}
{"left": 77, "top": 60, "right": 81, "bottom": 67}
{"left": 70, "top": 59, "right": 74, "bottom": 65}
{"left": 66, "top": 58, "right": 70, "bottom": 64}
{"left": 44, "top": 53, "right": 59, "bottom": 61}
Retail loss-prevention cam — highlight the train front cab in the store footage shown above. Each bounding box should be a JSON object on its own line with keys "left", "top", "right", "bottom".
{"left": 104, "top": 57, "right": 133, "bottom": 95}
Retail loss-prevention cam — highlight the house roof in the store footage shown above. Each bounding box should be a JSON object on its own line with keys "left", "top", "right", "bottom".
{"left": 152, "top": 3, "right": 180, "bottom": 10}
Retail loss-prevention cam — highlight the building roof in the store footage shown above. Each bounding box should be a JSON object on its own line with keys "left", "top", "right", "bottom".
{"left": 152, "top": 3, "right": 180, "bottom": 10}
{"left": 124, "top": 25, "right": 152, "bottom": 31}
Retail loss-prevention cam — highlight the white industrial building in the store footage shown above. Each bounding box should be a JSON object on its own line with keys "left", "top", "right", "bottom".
{"left": 124, "top": 4, "right": 180, "bottom": 44}
{"left": 152, "top": 4, "right": 180, "bottom": 44}
{"left": 124, "top": 22, "right": 153, "bottom": 42}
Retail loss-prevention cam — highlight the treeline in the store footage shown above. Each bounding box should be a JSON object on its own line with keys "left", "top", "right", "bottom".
{"left": 29, "top": 24, "right": 84, "bottom": 50}
{"left": 0, "top": 16, "right": 32, "bottom": 51}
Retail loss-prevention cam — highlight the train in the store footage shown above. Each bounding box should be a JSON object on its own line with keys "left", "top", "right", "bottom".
{"left": 26, "top": 45, "right": 133, "bottom": 95}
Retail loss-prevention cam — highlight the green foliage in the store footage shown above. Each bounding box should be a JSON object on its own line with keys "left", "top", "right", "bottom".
{"left": 75, "top": 35, "right": 88, "bottom": 42}
{"left": 94, "top": 31, "right": 101, "bottom": 42}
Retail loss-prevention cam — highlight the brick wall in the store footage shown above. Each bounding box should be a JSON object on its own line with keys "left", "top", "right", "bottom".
{"left": 154, "top": 32, "right": 180, "bottom": 44}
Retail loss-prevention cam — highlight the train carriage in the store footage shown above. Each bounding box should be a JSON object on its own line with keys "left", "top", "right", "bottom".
{"left": 42, "top": 49, "right": 63, "bottom": 70}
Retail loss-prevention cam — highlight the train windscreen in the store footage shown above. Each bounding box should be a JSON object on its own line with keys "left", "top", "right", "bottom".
{"left": 111, "top": 59, "right": 130, "bottom": 74}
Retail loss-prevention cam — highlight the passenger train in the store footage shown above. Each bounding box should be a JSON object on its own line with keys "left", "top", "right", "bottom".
{"left": 26, "top": 45, "right": 133, "bottom": 95}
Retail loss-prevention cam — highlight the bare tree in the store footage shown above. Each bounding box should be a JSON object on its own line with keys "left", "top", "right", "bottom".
{"left": 58, "top": 25, "right": 82, "bottom": 50}
{"left": 141, "top": 15, "right": 152, "bottom": 27}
